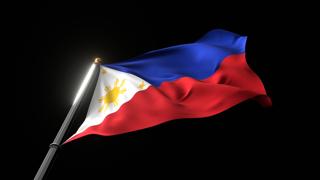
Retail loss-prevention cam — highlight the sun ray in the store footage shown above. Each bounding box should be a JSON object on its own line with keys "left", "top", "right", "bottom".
{"left": 120, "top": 79, "right": 126, "bottom": 87}
{"left": 98, "top": 104, "right": 106, "bottom": 112}
{"left": 114, "top": 79, "right": 119, "bottom": 87}
{"left": 105, "top": 86, "right": 110, "bottom": 91}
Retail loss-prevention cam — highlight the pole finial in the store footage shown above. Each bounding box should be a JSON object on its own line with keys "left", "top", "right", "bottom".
{"left": 94, "top": 57, "right": 102, "bottom": 64}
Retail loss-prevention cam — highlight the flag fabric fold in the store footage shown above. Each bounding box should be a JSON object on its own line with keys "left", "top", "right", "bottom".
{"left": 65, "top": 29, "right": 271, "bottom": 143}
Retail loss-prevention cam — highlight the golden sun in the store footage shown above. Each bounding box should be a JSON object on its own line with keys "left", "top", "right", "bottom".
{"left": 98, "top": 79, "right": 126, "bottom": 112}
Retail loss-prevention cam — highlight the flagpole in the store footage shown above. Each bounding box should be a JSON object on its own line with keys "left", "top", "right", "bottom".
{"left": 34, "top": 58, "right": 102, "bottom": 180}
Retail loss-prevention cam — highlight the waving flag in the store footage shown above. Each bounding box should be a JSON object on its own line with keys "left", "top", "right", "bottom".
{"left": 65, "top": 29, "right": 271, "bottom": 143}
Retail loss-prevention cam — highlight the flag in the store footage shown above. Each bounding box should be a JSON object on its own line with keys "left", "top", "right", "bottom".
{"left": 65, "top": 29, "right": 271, "bottom": 143}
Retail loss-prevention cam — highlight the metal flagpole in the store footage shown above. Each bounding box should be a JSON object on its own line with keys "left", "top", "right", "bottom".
{"left": 34, "top": 58, "right": 102, "bottom": 180}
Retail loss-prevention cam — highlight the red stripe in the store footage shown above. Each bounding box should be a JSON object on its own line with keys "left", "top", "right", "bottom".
{"left": 65, "top": 53, "right": 271, "bottom": 143}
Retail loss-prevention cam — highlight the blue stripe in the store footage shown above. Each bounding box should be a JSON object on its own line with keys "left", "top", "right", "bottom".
{"left": 104, "top": 29, "right": 247, "bottom": 87}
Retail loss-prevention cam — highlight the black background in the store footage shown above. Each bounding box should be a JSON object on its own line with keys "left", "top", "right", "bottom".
{"left": 15, "top": 2, "right": 275, "bottom": 179}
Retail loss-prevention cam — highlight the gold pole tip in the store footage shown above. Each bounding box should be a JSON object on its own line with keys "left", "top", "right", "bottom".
{"left": 94, "top": 57, "right": 102, "bottom": 64}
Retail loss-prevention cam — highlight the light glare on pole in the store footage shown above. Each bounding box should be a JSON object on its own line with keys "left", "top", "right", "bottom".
{"left": 73, "top": 62, "right": 98, "bottom": 105}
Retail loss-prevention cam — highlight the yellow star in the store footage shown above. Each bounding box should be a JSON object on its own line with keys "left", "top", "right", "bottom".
{"left": 101, "top": 69, "right": 107, "bottom": 75}
{"left": 138, "top": 81, "right": 146, "bottom": 90}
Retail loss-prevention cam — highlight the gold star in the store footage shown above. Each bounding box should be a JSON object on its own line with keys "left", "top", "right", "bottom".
{"left": 138, "top": 81, "right": 146, "bottom": 90}
{"left": 101, "top": 69, "right": 107, "bottom": 75}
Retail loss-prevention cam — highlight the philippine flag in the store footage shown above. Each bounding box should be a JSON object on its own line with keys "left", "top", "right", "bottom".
{"left": 65, "top": 29, "right": 271, "bottom": 143}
